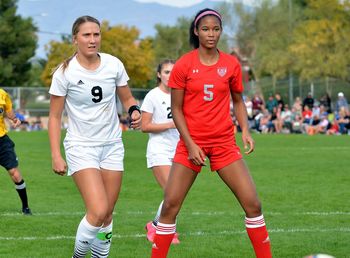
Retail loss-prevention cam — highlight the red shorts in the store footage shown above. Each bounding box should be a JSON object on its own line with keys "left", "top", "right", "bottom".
{"left": 173, "top": 140, "right": 243, "bottom": 173}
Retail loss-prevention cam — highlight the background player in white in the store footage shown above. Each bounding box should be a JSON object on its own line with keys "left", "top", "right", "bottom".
{"left": 141, "top": 60, "right": 180, "bottom": 244}
{"left": 48, "top": 15, "right": 141, "bottom": 258}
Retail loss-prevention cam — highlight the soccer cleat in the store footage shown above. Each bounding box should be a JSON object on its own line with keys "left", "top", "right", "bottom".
{"left": 145, "top": 221, "right": 156, "bottom": 242}
{"left": 171, "top": 232, "right": 180, "bottom": 244}
{"left": 22, "top": 207, "right": 32, "bottom": 215}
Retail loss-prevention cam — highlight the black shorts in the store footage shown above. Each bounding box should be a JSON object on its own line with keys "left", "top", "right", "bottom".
{"left": 0, "top": 135, "right": 19, "bottom": 170}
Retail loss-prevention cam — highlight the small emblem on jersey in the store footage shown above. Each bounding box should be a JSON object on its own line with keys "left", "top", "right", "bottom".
{"left": 217, "top": 67, "right": 227, "bottom": 77}
{"left": 77, "top": 80, "right": 85, "bottom": 85}
{"left": 162, "top": 101, "right": 166, "bottom": 105}
{"left": 192, "top": 69, "right": 199, "bottom": 73}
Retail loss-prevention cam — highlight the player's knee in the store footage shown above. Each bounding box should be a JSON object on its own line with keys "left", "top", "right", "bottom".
{"left": 103, "top": 213, "right": 113, "bottom": 225}
{"left": 245, "top": 199, "right": 262, "bottom": 217}
{"left": 88, "top": 206, "right": 109, "bottom": 225}
{"left": 8, "top": 168, "right": 22, "bottom": 183}
{"left": 161, "top": 199, "right": 180, "bottom": 218}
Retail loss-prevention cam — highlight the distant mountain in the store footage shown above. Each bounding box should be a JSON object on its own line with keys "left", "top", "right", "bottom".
{"left": 17, "top": 0, "right": 225, "bottom": 58}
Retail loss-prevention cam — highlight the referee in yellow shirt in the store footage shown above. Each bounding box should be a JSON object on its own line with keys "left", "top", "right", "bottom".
{"left": 0, "top": 88, "right": 31, "bottom": 215}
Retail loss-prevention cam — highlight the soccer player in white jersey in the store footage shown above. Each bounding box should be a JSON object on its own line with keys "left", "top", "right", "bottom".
{"left": 141, "top": 60, "right": 180, "bottom": 244}
{"left": 48, "top": 15, "right": 141, "bottom": 258}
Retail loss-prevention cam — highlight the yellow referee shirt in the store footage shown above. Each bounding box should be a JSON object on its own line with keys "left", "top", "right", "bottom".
{"left": 0, "top": 88, "right": 13, "bottom": 137}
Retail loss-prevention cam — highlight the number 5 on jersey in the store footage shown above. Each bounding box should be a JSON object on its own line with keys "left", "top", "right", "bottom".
{"left": 204, "top": 84, "right": 214, "bottom": 101}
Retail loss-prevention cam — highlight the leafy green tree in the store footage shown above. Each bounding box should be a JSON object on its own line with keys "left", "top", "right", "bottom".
{"left": 153, "top": 15, "right": 229, "bottom": 64}
{"left": 27, "top": 58, "right": 46, "bottom": 86}
{"left": 0, "top": 0, "right": 37, "bottom": 86}
{"left": 41, "top": 21, "right": 154, "bottom": 88}
{"left": 222, "top": 0, "right": 303, "bottom": 93}
{"left": 153, "top": 17, "right": 192, "bottom": 62}
{"left": 220, "top": 1, "right": 256, "bottom": 58}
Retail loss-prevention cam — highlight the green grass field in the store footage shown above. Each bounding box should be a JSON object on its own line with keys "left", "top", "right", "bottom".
{"left": 0, "top": 131, "right": 349, "bottom": 258}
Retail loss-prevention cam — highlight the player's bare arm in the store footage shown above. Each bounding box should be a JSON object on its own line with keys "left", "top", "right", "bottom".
{"left": 5, "top": 110, "right": 21, "bottom": 128}
{"left": 48, "top": 95, "right": 67, "bottom": 175}
{"left": 171, "top": 88, "right": 205, "bottom": 165}
{"left": 231, "top": 91, "right": 255, "bottom": 154}
{"left": 141, "top": 111, "right": 175, "bottom": 133}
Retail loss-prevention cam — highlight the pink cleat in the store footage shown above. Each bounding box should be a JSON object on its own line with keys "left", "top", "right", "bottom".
{"left": 145, "top": 221, "right": 156, "bottom": 242}
{"left": 171, "top": 232, "right": 180, "bottom": 244}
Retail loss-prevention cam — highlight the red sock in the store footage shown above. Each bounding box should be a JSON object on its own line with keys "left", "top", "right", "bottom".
{"left": 151, "top": 223, "right": 176, "bottom": 258}
{"left": 245, "top": 215, "right": 272, "bottom": 258}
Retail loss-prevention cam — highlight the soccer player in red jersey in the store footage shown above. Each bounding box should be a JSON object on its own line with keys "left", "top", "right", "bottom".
{"left": 150, "top": 8, "right": 272, "bottom": 258}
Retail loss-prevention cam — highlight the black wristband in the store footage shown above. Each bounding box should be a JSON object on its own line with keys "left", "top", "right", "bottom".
{"left": 128, "top": 105, "right": 141, "bottom": 117}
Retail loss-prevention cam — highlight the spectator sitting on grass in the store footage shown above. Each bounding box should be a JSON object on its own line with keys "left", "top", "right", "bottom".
{"left": 302, "top": 105, "right": 312, "bottom": 125}
{"left": 31, "top": 116, "right": 43, "bottom": 131}
{"left": 336, "top": 107, "right": 350, "bottom": 134}
{"left": 307, "top": 115, "right": 329, "bottom": 135}
{"left": 292, "top": 114, "right": 303, "bottom": 134}
{"left": 326, "top": 119, "right": 340, "bottom": 135}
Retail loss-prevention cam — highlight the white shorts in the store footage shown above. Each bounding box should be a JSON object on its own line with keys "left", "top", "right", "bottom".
{"left": 146, "top": 153, "right": 173, "bottom": 168}
{"left": 65, "top": 142, "right": 124, "bottom": 176}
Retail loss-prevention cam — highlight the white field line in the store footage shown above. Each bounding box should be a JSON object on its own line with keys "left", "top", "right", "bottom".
{"left": 0, "top": 211, "right": 350, "bottom": 217}
{"left": 0, "top": 228, "right": 349, "bottom": 241}
{"left": 270, "top": 146, "right": 350, "bottom": 151}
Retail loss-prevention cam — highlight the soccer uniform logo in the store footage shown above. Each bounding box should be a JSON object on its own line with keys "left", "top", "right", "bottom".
{"left": 217, "top": 67, "right": 227, "bottom": 77}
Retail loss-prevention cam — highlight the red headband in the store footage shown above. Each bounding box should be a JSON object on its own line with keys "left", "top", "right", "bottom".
{"left": 194, "top": 10, "right": 222, "bottom": 27}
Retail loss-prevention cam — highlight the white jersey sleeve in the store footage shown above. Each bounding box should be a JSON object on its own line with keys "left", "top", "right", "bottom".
{"left": 49, "top": 65, "right": 68, "bottom": 96}
{"left": 141, "top": 90, "right": 156, "bottom": 114}
{"left": 115, "top": 61, "right": 129, "bottom": 87}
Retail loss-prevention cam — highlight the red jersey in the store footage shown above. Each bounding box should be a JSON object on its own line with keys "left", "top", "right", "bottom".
{"left": 169, "top": 49, "right": 244, "bottom": 146}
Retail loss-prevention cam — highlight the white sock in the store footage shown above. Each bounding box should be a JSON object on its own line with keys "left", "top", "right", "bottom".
{"left": 72, "top": 216, "right": 102, "bottom": 258}
{"left": 91, "top": 221, "right": 113, "bottom": 258}
{"left": 153, "top": 200, "right": 164, "bottom": 225}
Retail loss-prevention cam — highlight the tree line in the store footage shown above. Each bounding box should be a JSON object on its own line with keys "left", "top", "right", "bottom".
{"left": 1, "top": 0, "right": 350, "bottom": 90}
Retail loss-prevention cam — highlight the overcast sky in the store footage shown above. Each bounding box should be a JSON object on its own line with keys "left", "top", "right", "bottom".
{"left": 135, "top": 0, "right": 258, "bottom": 8}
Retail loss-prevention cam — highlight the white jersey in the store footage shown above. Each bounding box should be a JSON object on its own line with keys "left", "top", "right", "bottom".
{"left": 141, "top": 87, "right": 179, "bottom": 157}
{"left": 49, "top": 53, "right": 129, "bottom": 147}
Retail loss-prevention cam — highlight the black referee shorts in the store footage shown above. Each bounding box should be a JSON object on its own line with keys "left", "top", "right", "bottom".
{"left": 0, "top": 134, "right": 19, "bottom": 170}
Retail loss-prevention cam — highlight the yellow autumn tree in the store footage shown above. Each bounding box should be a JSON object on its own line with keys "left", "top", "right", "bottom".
{"left": 41, "top": 21, "right": 154, "bottom": 88}
{"left": 41, "top": 39, "right": 74, "bottom": 86}
{"left": 290, "top": 0, "right": 350, "bottom": 82}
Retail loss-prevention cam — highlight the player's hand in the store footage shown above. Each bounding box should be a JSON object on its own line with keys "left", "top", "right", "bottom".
{"left": 11, "top": 117, "right": 21, "bottom": 128}
{"left": 130, "top": 111, "right": 141, "bottom": 130}
{"left": 187, "top": 142, "right": 206, "bottom": 166}
{"left": 52, "top": 156, "right": 67, "bottom": 176}
{"left": 242, "top": 130, "right": 255, "bottom": 154}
